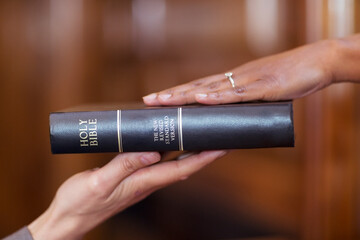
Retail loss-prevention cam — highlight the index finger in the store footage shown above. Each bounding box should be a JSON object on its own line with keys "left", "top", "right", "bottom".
{"left": 89, "top": 152, "right": 161, "bottom": 196}
{"left": 126, "top": 150, "right": 227, "bottom": 194}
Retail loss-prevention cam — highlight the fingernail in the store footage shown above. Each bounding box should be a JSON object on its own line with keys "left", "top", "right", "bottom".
{"left": 140, "top": 153, "right": 160, "bottom": 165}
{"left": 180, "top": 175, "right": 189, "bottom": 181}
{"left": 196, "top": 93, "right": 207, "bottom": 98}
{"left": 209, "top": 92, "right": 220, "bottom": 98}
{"left": 143, "top": 93, "right": 157, "bottom": 101}
{"left": 216, "top": 150, "right": 227, "bottom": 158}
{"left": 158, "top": 94, "right": 172, "bottom": 101}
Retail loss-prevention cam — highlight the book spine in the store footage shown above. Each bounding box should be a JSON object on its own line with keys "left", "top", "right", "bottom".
{"left": 50, "top": 103, "right": 294, "bottom": 154}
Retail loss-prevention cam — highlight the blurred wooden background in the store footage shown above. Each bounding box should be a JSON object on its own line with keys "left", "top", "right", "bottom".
{"left": 0, "top": 0, "right": 359, "bottom": 239}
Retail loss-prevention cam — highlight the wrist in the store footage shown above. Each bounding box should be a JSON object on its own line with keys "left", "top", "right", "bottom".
{"left": 28, "top": 205, "right": 84, "bottom": 240}
{"left": 331, "top": 35, "right": 360, "bottom": 83}
{"left": 316, "top": 38, "right": 341, "bottom": 85}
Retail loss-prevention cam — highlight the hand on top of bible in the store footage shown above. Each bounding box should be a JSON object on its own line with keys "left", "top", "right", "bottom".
{"left": 143, "top": 35, "right": 360, "bottom": 106}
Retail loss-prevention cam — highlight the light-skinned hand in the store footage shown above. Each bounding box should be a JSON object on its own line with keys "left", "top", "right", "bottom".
{"left": 28, "top": 151, "right": 226, "bottom": 240}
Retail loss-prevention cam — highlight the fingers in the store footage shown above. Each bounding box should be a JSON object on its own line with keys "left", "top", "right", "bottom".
{"left": 195, "top": 77, "right": 286, "bottom": 104}
{"left": 143, "top": 74, "right": 229, "bottom": 106}
{"left": 143, "top": 72, "right": 260, "bottom": 106}
{"left": 195, "top": 83, "right": 263, "bottom": 104}
{"left": 125, "top": 150, "right": 227, "bottom": 196}
{"left": 88, "top": 152, "right": 161, "bottom": 197}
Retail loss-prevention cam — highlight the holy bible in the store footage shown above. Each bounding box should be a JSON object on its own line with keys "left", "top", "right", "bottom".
{"left": 49, "top": 101, "right": 294, "bottom": 154}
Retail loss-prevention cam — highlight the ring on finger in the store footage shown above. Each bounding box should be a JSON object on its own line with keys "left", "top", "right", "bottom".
{"left": 225, "top": 72, "right": 236, "bottom": 89}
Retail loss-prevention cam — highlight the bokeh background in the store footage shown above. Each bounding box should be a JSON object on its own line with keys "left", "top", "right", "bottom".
{"left": 0, "top": 0, "right": 359, "bottom": 239}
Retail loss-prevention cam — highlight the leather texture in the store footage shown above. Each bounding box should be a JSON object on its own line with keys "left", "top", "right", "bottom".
{"left": 50, "top": 101, "right": 294, "bottom": 154}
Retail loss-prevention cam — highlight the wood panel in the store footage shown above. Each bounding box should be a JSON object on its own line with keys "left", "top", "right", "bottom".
{"left": 303, "top": 0, "right": 360, "bottom": 239}
{"left": 0, "top": 0, "right": 359, "bottom": 240}
{"left": 0, "top": 0, "right": 50, "bottom": 235}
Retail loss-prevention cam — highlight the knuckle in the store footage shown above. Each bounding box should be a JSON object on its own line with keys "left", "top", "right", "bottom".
{"left": 234, "top": 85, "right": 247, "bottom": 95}
{"left": 207, "top": 81, "right": 221, "bottom": 90}
{"left": 174, "top": 159, "right": 182, "bottom": 171}
{"left": 232, "top": 86, "right": 248, "bottom": 102}
{"left": 87, "top": 173, "right": 108, "bottom": 199}
{"left": 258, "top": 74, "right": 282, "bottom": 89}
{"left": 180, "top": 91, "right": 187, "bottom": 97}
{"left": 158, "top": 89, "right": 173, "bottom": 95}
{"left": 173, "top": 161, "right": 188, "bottom": 181}
{"left": 122, "top": 157, "right": 137, "bottom": 173}
{"left": 127, "top": 173, "right": 147, "bottom": 197}
{"left": 192, "top": 79, "right": 205, "bottom": 87}
{"left": 134, "top": 186, "right": 145, "bottom": 198}
{"left": 257, "top": 74, "right": 283, "bottom": 100}
{"left": 179, "top": 175, "right": 189, "bottom": 181}
{"left": 221, "top": 78, "right": 231, "bottom": 87}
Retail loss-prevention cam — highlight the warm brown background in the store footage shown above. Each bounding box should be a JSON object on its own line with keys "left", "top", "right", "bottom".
{"left": 0, "top": 0, "right": 359, "bottom": 239}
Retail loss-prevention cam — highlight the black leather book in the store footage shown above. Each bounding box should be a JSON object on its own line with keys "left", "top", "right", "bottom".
{"left": 49, "top": 102, "right": 294, "bottom": 154}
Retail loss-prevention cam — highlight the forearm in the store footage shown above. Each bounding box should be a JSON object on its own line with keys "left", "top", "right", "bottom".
{"left": 333, "top": 34, "right": 360, "bottom": 83}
